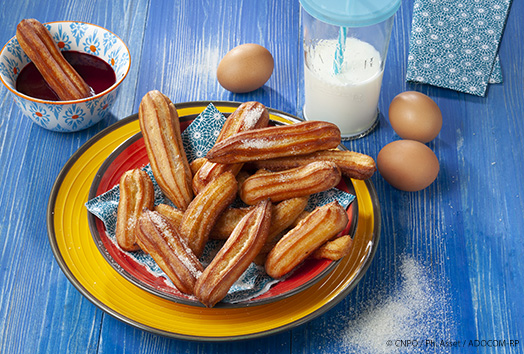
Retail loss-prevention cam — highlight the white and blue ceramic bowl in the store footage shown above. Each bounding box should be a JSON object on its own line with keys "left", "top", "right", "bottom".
{"left": 0, "top": 21, "right": 130, "bottom": 132}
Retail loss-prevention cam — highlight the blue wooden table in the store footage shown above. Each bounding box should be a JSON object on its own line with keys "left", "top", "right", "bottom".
{"left": 1, "top": 0, "right": 523, "bottom": 353}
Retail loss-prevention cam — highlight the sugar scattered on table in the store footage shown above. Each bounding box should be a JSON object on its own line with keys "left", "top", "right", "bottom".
{"left": 319, "top": 255, "right": 456, "bottom": 353}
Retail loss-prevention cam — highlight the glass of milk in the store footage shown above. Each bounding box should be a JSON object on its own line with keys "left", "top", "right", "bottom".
{"left": 300, "top": 0, "right": 400, "bottom": 139}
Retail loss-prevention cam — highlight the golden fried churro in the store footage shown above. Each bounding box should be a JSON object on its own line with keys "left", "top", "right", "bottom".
{"left": 139, "top": 90, "right": 193, "bottom": 210}
{"left": 189, "top": 157, "right": 208, "bottom": 175}
{"left": 195, "top": 199, "right": 272, "bottom": 307}
{"left": 135, "top": 209, "right": 204, "bottom": 295}
{"left": 265, "top": 196, "right": 308, "bottom": 245}
{"left": 192, "top": 160, "right": 243, "bottom": 195}
{"left": 16, "top": 19, "right": 93, "bottom": 101}
{"left": 216, "top": 101, "right": 270, "bottom": 141}
{"left": 179, "top": 171, "right": 238, "bottom": 257}
{"left": 205, "top": 121, "right": 341, "bottom": 164}
{"left": 255, "top": 196, "right": 310, "bottom": 263}
{"left": 154, "top": 203, "right": 183, "bottom": 230}
{"left": 239, "top": 161, "right": 341, "bottom": 205}
{"left": 210, "top": 196, "right": 308, "bottom": 241}
{"left": 192, "top": 101, "right": 269, "bottom": 194}
{"left": 115, "top": 169, "right": 154, "bottom": 252}
{"left": 252, "top": 149, "right": 376, "bottom": 180}
{"left": 312, "top": 235, "right": 353, "bottom": 260}
{"left": 265, "top": 201, "right": 348, "bottom": 278}
{"left": 290, "top": 210, "right": 310, "bottom": 228}
{"left": 235, "top": 169, "right": 252, "bottom": 185}
{"left": 210, "top": 206, "right": 254, "bottom": 240}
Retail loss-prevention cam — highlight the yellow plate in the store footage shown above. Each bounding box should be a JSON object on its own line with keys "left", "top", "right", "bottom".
{"left": 47, "top": 101, "right": 380, "bottom": 341}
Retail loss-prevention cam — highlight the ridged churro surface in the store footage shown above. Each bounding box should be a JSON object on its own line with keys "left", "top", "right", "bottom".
{"left": 139, "top": 90, "right": 193, "bottom": 210}
{"left": 179, "top": 172, "right": 238, "bottom": 257}
{"left": 265, "top": 201, "right": 348, "bottom": 278}
{"left": 239, "top": 161, "right": 341, "bottom": 205}
{"left": 252, "top": 149, "right": 376, "bottom": 180}
{"left": 192, "top": 101, "right": 269, "bottom": 194}
{"left": 195, "top": 199, "right": 272, "bottom": 307}
{"left": 115, "top": 169, "right": 154, "bottom": 251}
{"left": 312, "top": 235, "right": 353, "bottom": 260}
{"left": 205, "top": 121, "right": 341, "bottom": 164}
{"left": 16, "top": 19, "right": 93, "bottom": 100}
{"left": 136, "top": 210, "right": 204, "bottom": 295}
{"left": 154, "top": 203, "right": 184, "bottom": 230}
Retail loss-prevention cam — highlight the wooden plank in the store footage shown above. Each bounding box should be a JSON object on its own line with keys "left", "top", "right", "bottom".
{"left": 0, "top": 0, "right": 523, "bottom": 353}
{"left": 0, "top": 1, "right": 148, "bottom": 354}
{"left": 134, "top": 0, "right": 300, "bottom": 115}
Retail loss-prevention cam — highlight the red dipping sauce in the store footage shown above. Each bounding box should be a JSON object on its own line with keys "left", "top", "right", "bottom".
{"left": 16, "top": 51, "right": 116, "bottom": 101}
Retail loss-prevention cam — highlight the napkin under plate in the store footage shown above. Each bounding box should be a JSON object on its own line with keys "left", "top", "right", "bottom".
{"left": 86, "top": 103, "right": 355, "bottom": 304}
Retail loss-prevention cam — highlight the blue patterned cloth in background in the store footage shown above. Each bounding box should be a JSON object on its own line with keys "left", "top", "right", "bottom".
{"left": 406, "top": 0, "right": 512, "bottom": 96}
{"left": 86, "top": 103, "right": 355, "bottom": 304}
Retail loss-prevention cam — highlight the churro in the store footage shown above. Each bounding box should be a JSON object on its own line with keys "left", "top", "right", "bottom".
{"left": 192, "top": 101, "right": 269, "bottom": 194}
{"left": 154, "top": 203, "right": 183, "bottom": 230}
{"left": 265, "top": 201, "right": 348, "bottom": 278}
{"left": 312, "top": 235, "right": 353, "bottom": 260}
{"left": 179, "top": 171, "right": 238, "bottom": 257}
{"left": 252, "top": 149, "right": 376, "bottom": 180}
{"left": 115, "top": 169, "right": 154, "bottom": 251}
{"left": 194, "top": 199, "right": 272, "bottom": 307}
{"left": 239, "top": 161, "right": 341, "bottom": 205}
{"left": 139, "top": 90, "right": 193, "bottom": 210}
{"left": 16, "top": 19, "right": 93, "bottom": 100}
{"left": 205, "top": 121, "right": 341, "bottom": 164}
{"left": 135, "top": 209, "right": 204, "bottom": 295}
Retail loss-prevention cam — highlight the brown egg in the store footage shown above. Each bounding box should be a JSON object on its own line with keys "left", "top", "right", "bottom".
{"left": 217, "top": 43, "right": 274, "bottom": 93}
{"left": 388, "top": 91, "right": 442, "bottom": 143}
{"left": 377, "top": 140, "right": 439, "bottom": 192}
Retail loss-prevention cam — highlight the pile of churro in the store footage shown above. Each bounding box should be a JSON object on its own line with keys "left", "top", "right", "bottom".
{"left": 115, "top": 90, "right": 376, "bottom": 307}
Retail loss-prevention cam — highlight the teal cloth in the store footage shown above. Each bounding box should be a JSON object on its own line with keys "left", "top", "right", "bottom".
{"left": 86, "top": 103, "right": 355, "bottom": 304}
{"left": 406, "top": 0, "right": 512, "bottom": 96}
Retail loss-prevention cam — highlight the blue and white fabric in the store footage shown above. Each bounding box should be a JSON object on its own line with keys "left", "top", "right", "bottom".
{"left": 406, "top": 0, "right": 512, "bottom": 96}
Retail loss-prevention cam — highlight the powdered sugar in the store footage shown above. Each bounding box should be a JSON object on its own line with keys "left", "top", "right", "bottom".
{"left": 126, "top": 216, "right": 136, "bottom": 231}
{"left": 177, "top": 253, "right": 203, "bottom": 279}
{"left": 149, "top": 211, "right": 203, "bottom": 279}
{"left": 241, "top": 106, "right": 265, "bottom": 129}
{"left": 241, "top": 137, "right": 273, "bottom": 149}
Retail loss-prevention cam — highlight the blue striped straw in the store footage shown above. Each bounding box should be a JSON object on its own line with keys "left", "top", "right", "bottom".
{"left": 333, "top": 26, "right": 347, "bottom": 75}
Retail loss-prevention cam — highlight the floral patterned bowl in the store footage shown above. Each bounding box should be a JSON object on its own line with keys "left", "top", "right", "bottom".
{"left": 0, "top": 21, "right": 130, "bottom": 132}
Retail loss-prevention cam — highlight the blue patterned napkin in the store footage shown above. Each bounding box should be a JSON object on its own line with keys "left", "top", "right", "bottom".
{"left": 406, "top": 0, "right": 512, "bottom": 96}
{"left": 86, "top": 103, "right": 355, "bottom": 304}
{"left": 181, "top": 103, "right": 226, "bottom": 161}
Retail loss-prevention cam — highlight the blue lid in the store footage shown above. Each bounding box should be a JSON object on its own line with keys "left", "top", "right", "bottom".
{"left": 299, "top": 0, "right": 401, "bottom": 27}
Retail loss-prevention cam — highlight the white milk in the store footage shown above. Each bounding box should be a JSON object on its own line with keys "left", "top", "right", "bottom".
{"left": 304, "top": 37, "right": 383, "bottom": 138}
